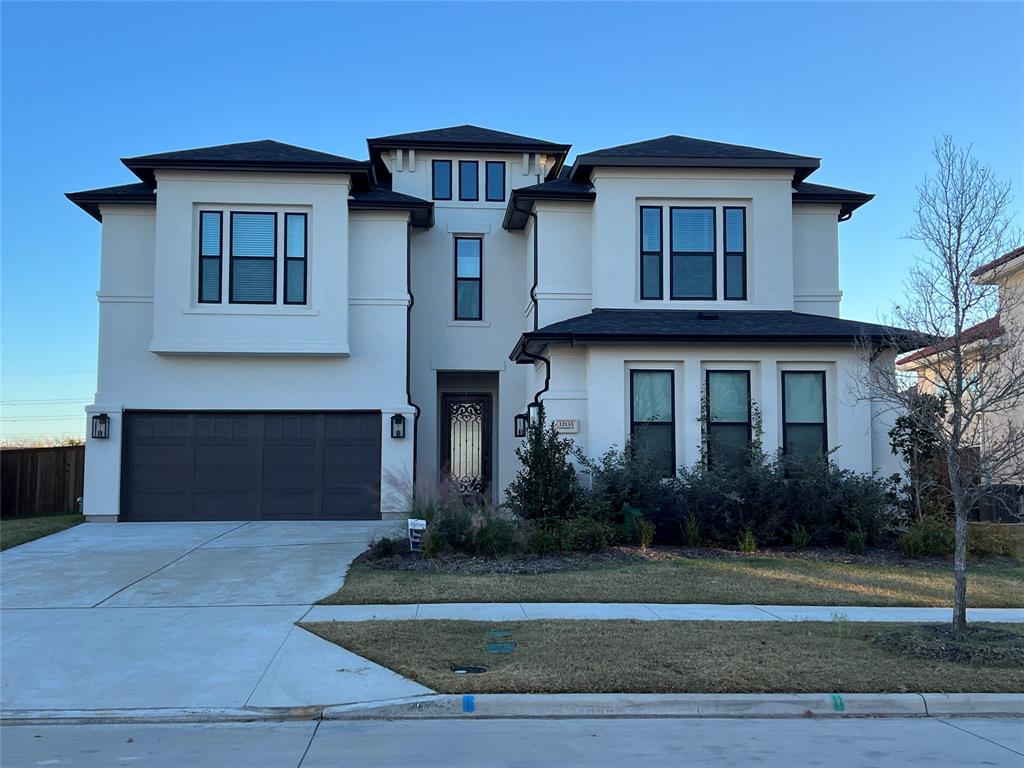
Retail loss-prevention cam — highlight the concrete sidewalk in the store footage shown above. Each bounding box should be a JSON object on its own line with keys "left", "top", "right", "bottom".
{"left": 303, "top": 602, "right": 1024, "bottom": 623}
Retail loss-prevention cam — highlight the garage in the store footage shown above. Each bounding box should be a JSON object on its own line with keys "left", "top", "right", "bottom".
{"left": 120, "top": 411, "right": 381, "bottom": 521}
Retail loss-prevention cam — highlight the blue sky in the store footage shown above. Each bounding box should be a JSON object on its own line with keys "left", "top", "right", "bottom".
{"left": 2, "top": 1, "right": 1021, "bottom": 440}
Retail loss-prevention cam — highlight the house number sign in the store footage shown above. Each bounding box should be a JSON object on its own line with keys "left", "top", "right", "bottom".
{"left": 552, "top": 419, "right": 580, "bottom": 434}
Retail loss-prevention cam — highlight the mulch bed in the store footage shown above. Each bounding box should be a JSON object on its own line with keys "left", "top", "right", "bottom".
{"left": 871, "top": 624, "right": 1024, "bottom": 667}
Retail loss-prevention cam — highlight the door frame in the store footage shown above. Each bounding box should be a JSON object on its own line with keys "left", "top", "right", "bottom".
{"left": 439, "top": 392, "right": 493, "bottom": 497}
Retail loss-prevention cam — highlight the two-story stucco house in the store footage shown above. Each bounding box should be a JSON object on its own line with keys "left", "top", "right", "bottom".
{"left": 68, "top": 125, "right": 908, "bottom": 522}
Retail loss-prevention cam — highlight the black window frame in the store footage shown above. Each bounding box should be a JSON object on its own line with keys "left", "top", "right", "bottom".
{"left": 485, "top": 161, "right": 506, "bottom": 202}
{"left": 724, "top": 206, "right": 747, "bottom": 301}
{"left": 629, "top": 368, "right": 676, "bottom": 478}
{"left": 453, "top": 235, "right": 483, "bottom": 321}
{"left": 432, "top": 159, "right": 452, "bottom": 201}
{"left": 283, "top": 212, "right": 307, "bottom": 305}
{"left": 639, "top": 205, "right": 663, "bottom": 300}
{"left": 229, "top": 211, "right": 278, "bottom": 305}
{"left": 458, "top": 160, "right": 479, "bottom": 202}
{"left": 781, "top": 370, "right": 828, "bottom": 460}
{"left": 669, "top": 206, "right": 717, "bottom": 300}
{"left": 705, "top": 369, "right": 753, "bottom": 469}
{"left": 198, "top": 210, "right": 223, "bottom": 304}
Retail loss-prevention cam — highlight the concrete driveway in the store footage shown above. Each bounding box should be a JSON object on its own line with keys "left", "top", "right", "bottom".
{"left": 0, "top": 521, "right": 431, "bottom": 713}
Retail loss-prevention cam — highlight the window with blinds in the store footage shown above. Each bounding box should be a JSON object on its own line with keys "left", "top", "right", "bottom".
{"left": 724, "top": 207, "right": 747, "bottom": 300}
{"left": 640, "top": 206, "right": 663, "bottom": 300}
{"left": 670, "top": 207, "right": 716, "bottom": 299}
{"left": 198, "top": 211, "right": 222, "bottom": 303}
{"left": 284, "top": 213, "right": 307, "bottom": 305}
{"left": 454, "top": 236, "right": 483, "bottom": 320}
{"left": 230, "top": 212, "right": 277, "bottom": 304}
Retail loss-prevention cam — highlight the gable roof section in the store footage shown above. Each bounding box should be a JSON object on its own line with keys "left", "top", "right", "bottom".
{"left": 503, "top": 171, "right": 596, "bottom": 230}
{"left": 122, "top": 140, "right": 371, "bottom": 187}
{"left": 65, "top": 182, "right": 156, "bottom": 221}
{"left": 896, "top": 316, "right": 1002, "bottom": 367}
{"left": 569, "top": 135, "right": 820, "bottom": 183}
{"left": 971, "top": 245, "right": 1024, "bottom": 281}
{"left": 792, "top": 181, "right": 874, "bottom": 218}
{"left": 511, "top": 309, "right": 916, "bottom": 362}
{"left": 349, "top": 186, "right": 434, "bottom": 228}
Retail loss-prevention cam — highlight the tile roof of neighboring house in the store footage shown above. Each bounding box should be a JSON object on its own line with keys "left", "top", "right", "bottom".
{"left": 65, "top": 182, "right": 156, "bottom": 221}
{"left": 503, "top": 168, "right": 596, "bottom": 229}
{"left": 896, "top": 316, "right": 1002, "bottom": 366}
{"left": 122, "top": 140, "right": 370, "bottom": 186}
{"left": 971, "top": 245, "right": 1024, "bottom": 279}
{"left": 569, "top": 135, "right": 821, "bottom": 183}
{"left": 348, "top": 186, "right": 434, "bottom": 228}
{"left": 511, "top": 309, "right": 917, "bottom": 361}
{"left": 792, "top": 181, "right": 874, "bottom": 218}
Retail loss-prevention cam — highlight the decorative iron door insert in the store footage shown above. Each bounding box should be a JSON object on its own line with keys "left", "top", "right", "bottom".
{"left": 440, "top": 393, "right": 492, "bottom": 496}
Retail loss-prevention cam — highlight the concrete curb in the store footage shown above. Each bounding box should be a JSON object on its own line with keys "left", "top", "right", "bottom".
{"left": 6, "top": 693, "right": 1022, "bottom": 725}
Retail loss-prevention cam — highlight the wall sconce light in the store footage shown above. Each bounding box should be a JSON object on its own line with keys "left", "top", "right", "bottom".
{"left": 527, "top": 402, "right": 542, "bottom": 426}
{"left": 91, "top": 413, "right": 110, "bottom": 440}
{"left": 514, "top": 413, "right": 528, "bottom": 438}
{"left": 390, "top": 413, "right": 407, "bottom": 439}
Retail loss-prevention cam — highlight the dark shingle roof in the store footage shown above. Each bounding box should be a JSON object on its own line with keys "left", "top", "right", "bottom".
{"left": 570, "top": 135, "right": 820, "bottom": 183}
{"left": 971, "top": 245, "right": 1024, "bottom": 279}
{"left": 503, "top": 172, "right": 596, "bottom": 230}
{"left": 511, "top": 309, "right": 916, "bottom": 361}
{"left": 122, "top": 140, "right": 369, "bottom": 185}
{"left": 793, "top": 181, "right": 874, "bottom": 218}
{"left": 367, "top": 124, "right": 570, "bottom": 152}
{"left": 349, "top": 187, "right": 434, "bottom": 228}
{"left": 66, "top": 182, "right": 156, "bottom": 221}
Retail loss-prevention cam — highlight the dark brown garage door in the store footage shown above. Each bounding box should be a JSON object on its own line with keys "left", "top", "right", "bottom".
{"left": 120, "top": 411, "right": 381, "bottom": 521}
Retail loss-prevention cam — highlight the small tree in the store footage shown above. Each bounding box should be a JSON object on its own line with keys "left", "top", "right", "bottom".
{"left": 864, "top": 136, "right": 1023, "bottom": 640}
{"left": 504, "top": 406, "right": 583, "bottom": 520}
{"left": 888, "top": 392, "right": 947, "bottom": 521}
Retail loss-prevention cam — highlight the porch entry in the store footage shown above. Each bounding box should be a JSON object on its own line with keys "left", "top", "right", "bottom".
{"left": 440, "top": 393, "right": 493, "bottom": 496}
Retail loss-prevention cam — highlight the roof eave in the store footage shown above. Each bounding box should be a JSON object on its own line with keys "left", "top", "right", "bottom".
{"left": 348, "top": 199, "right": 434, "bottom": 228}
{"left": 65, "top": 191, "right": 156, "bottom": 222}
{"left": 502, "top": 188, "right": 597, "bottom": 230}
{"left": 568, "top": 155, "right": 821, "bottom": 184}
{"left": 123, "top": 159, "right": 372, "bottom": 186}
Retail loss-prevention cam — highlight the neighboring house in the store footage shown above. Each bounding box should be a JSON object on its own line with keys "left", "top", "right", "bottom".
{"left": 897, "top": 245, "right": 1024, "bottom": 494}
{"left": 68, "top": 126, "right": 909, "bottom": 522}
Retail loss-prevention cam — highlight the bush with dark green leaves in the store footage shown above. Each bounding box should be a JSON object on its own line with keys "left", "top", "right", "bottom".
{"left": 505, "top": 409, "right": 584, "bottom": 521}
{"left": 900, "top": 515, "right": 955, "bottom": 558}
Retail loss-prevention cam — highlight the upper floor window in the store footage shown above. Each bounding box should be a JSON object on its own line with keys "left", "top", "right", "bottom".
{"left": 485, "top": 161, "right": 506, "bottom": 202}
{"left": 724, "top": 207, "right": 747, "bottom": 300}
{"left": 284, "top": 213, "right": 307, "bottom": 305}
{"left": 670, "top": 207, "right": 716, "bottom": 300}
{"left": 198, "top": 211, "right": 223, "bottom": 303}
{"left": 782, "top": 371, "right": 827, "bottom": 461}
{"left": 630, "top": 369, "right": 675, "bottom": 478}
{"left": 459, "top": 160, "right": 479, "bottom": 201}
{"left": 230, "top": 212, "right": 277, "bottom": 304}
{"left": 706, "top": 370, "right": 751, "bottom": 470}
{"left": 432, "top": 160, "right": 452, "bottom": 200}
{"left": 454, "top": 236, "right": 482, "bottom": 320}
{"left": 640, "top": 206, "right": 663, "bottom": 300}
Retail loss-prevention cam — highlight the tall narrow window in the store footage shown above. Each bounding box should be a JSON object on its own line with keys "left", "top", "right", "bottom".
{"left": 630, "top": 370, "right": 675, "bottom": 478}
{"left": 198, "top": 210, "right": 222, "bottom": 303}
{"left": 284, "top": 213, "right": 307, "bottom": 305}
{"left": 724, "top": 207, "right": 747, "bottom": 300}
{"left": 706, "top": 370, "right": 752, "bottom": 469}
{"left": 640, "top": 206, "right": 663, "bottom": 300}
{"left": 230, "top": 212, "right": 277, "bottom": 304}
{"left": 485, "top": 161, "right": 505, "bottom": 202}
{"left": 459, "top": 160, "right": 479, "bottom": 201}
{"left": 454, "top": 237, "right": 482, "bottom": 320}
{"left": 432, "top": 160, "right": 452, "bottom": 200}
{"left": 670, "top": 207, "right": 716, "bottom": 299}
{"left": 782, "top": 371, "right": 827, "bottom": 462}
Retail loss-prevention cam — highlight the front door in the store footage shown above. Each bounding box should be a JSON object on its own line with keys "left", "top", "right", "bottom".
{"left": 440, "top": 393, "right": 492, "bottom": 496}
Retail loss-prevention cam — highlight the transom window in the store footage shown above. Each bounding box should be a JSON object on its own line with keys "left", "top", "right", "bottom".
{"left": 454, "top": 236, "right": 483, "bottom": 320}
{"left": 782, "top": 371, "right": 827, "bottom": 461}
{"left": 630, "top": 369, "right": 675, "bottom": 478}
{"left": 706, "top": 370, "right": 752, "bottom": 469}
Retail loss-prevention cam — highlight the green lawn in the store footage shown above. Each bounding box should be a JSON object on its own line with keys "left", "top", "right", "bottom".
{"left": 0, "top": 514, "right": 83, "bottom": 551}
{"left": 324, "top": 556, "right": 1024, "bottom": 608}
{"left": 303, "top": 619, "right": 1024, "bottom": 694}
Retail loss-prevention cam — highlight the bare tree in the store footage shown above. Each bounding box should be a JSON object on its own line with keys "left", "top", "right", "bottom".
{"left": 863, "top": 136, "right": 1022, "bottom": 640}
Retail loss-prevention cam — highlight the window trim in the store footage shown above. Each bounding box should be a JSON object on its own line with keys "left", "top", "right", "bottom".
{"left": 485, "top": 161, "right": 506, "bottom": 202}
{"left": 781, "top": 370, "right": 828, "bottom": 459}
{"left": 669, "top": 206, "right": 717, "bottom": 300}
{"left": 283, "top": 212, "right": 307, "bottom": 306}
{"left": 453, "top": 235, "right": 483, "bottom": 321}
{"left": 629, "top": 368, "right": 676, "bottom": 478}
{"left": 639, "top": 206, "right": 663, "bottom": 300}
{"left": 229, "top": 211, "right": 278, "bottom": 305}
{"left": 705, "top": 369, "right": 752, "bottom": 469}
{"left": 198, "top": 210, "right": 223, "bottom": 304}
{"left": 432, "top": 159, "right": 452, "bottom": 201}
{"left": 724, "top": 206, "right": 747, "bottom": 301}
{"left": 458, "top": 160, "right": 479, "bottom": 202}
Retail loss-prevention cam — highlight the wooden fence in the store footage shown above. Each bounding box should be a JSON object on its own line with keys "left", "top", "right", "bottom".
{"left": 1, "top": 445, "right": 85, "bottom": 517}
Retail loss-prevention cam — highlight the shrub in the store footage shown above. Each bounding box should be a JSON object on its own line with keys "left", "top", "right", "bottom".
{"left": 968, "top": 524, "right": 1021, "bottom": 559}
{"left": 367, "top": 536, "right": 398, "bottom": 560}
{"left": 637, "top": 518, "right": 656, "bottom": 550}
{"left": 472, "top": 511, "right": 521, "bottom": 557}
{"left": 682, "top": 511, "right": 702, "bottom": 547}
{"left": 560, "top": 517, "right": 613, "bottom": 553}
{"left": 422, "top": 504, "right": 475, "bottom": 557}
{"left": 846, "top": 525, "right": 867, "bottom": 555}
{"left": 790, "top": 524, "right": 811, "bottom": 552}
{"left": 528, "top": 522, "right": 560, "bottom": 556}
{"left": 582, "top": 439, "right": 674, "bottom": 533}
{"left": 505, "top": 407, "right": 584, "bottom": 521}
{"left": 901, "top": 516, "right": 955, "bottom": 558}
{"left": 737, "top": 526, "right": 758, "bottom": 553}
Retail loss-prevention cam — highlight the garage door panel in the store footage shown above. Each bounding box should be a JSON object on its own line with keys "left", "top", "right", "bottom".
{"left": 122, "top": 411, "right": 381, "bottom": 521}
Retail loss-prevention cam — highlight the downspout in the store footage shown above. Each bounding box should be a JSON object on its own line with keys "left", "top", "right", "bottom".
{"left": 405, "top": 222, "right": 421, "bottom": 485}
{"left": 519, "top": 346, "right": 551, "bottom": 413}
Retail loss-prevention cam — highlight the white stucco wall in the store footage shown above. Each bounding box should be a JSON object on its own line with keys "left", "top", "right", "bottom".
{"left": 792, "top": 203, "right": 843, "bottom": 317}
